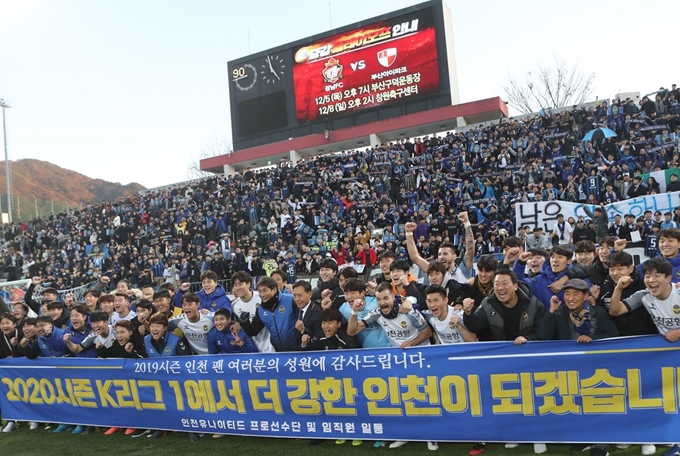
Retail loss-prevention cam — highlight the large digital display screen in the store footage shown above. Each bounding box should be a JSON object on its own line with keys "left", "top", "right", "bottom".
{"left": 237, "top": 91, "right": 288, "bottom": 138}
{"left": 292, "top": 8, "right": 440, "bottom": 123}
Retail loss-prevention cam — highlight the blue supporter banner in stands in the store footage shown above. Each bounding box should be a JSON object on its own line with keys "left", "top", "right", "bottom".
{"left": 515, "top": 191, "right": 680, "bottom": 233}
{"left": 1, "top": 336, "right": 680, "bottom": 443}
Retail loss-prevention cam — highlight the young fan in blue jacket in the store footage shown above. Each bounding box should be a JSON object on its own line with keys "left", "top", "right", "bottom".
{"left": 173, "top": 271, "right": 232, "bottom": 311}
{"left": 208, "top": 308, "right": 258, "bottom": 354}
{"left": 514, "top": 245, "right": 591, "bottom": 309}
{"left": 35, "top": 316, "right": 69, "bottom": 357}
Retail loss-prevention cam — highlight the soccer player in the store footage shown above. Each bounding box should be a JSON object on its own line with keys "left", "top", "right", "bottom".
{"left": 175, "top": 270, "right": 232, "bottom": 311}
{"left": 637, "top": 228, "right": 680, "bottom": 283}
{"left": 573, "top": 241, "right": 597, "bottom": 268}
{"left": 389, "top": 260, "right": 426, "bottom": 307}
{"left": 89, "top": 310, "right": 117, "bottom": 351}
{"left": 347, "top": 282, "right": 431, "bottom": 349}
{"left": 141, "top": 284, "right": 156, "bottom": 302}
{"left": 100, "top": 320, "right": 147, "bottom": 437}
{"left": 404, "top": 212, "right": 475, "bottom": 284}
{"left": 99, "top": 294, "right": 116, "bottom": 323}
{"left": 24, "top": 277, "right": 59, "bottom": 314}
{"left": 62, "top": 304, "right": 97, "bottom": 359}
{"left": 610, "top": 256, "right": 680, "bottom": 456}
{"left": 300, "top": 308, "right": 358, "bottom": 350}
{"left": 46, "top": 301, "right": 70, "bottom": 329}
{"left": 144, "top": 312, "right": 191, "bottom": 357}
{"left": 426, "top": 261, "right": 465, "bottom": 308}
{"left": 369, "top": 249, "right": 396, "bottom": 285}
{"left": 153, "top": 288, "right": 183, "bottom": 336}
{"left": 98, "top": 320, "right": 146, "bottom": 359}
{"left": 421, "top": 285, "right": 476, "bottom": 344}
{"left": 610, "top": 257, "right": 680, "bottom": 341}
{"left": 111, "top": 293, "right": 137, "bottom": 325}
{"left": 18, "top": 317, "right": 41, "bottom": 360}
{"left": 348, "top": 283, "right": 434, "bottom": 450}
{"left": 596, "top": 251, "right": 658, "bottom": 336}
{"left": 83, "top": 290, "right": 101, "bottom": 313}
{"left": 271, "top": 269, "right": 293, "bottom": 295}
{"left": 208, "top": 308, "right": 258, "bottom": 354}
{"left": 337, "top": 279, "right": 391, "bottom": 348}
{"left": 0, "top": 314, "right": 22, "bottom": 432}
{"left": 311, "top": 258, "right": 343, "bottom": 305}
{"left": 35, "top": 315, "right": 69, "bottom": 357}
{"left": 237, "top": 277, "right": 298, "bottom": 352}
{"left": 514, "top": 246, "right": 591, "bottom": 309}
{"left": 0, "top": 313, "right": 22, "bottom": 359}
{"left": 168, "top": 293, "right": 214, "bottom": 355}
{"left": 301, "top": 308, "right": 360, "bottom": 446}
{"left": 134, "top": 299, "right": 155, "bottom": 337}
{"left": 526, "top": 249, "right": 550, "bottom": 278}
{"left": 231, "top": 271, "right": 274, "bottom": 352}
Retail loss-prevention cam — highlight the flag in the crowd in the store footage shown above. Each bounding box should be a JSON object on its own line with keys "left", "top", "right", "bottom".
{"left": 639, "top": 167, "right": 680, "bottom": 193}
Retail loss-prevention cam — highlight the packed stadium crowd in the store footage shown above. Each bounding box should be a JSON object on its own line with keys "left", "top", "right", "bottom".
{"left": 1, "top": 85, "right": 680, "bottom": 455}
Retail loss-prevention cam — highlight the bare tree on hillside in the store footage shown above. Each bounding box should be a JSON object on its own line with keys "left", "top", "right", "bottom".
{"left": 187, "top": 137, "right": 233, "bottom": 180}
{"left": 503, "top": 57, "right": 595, "bottom": 114}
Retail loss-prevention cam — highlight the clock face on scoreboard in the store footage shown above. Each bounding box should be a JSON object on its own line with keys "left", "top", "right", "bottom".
{"left": 260, "top": 54, "right": 286, "bottom": 84}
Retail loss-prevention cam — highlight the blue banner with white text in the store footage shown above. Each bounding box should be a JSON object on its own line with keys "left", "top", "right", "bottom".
{"left": 1, "top": 336, "right": 680, "bottom": 444}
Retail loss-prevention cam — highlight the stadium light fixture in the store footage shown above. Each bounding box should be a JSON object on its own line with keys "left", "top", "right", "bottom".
{"left": 0, "top": 98, "right": 11, "bottom": 223}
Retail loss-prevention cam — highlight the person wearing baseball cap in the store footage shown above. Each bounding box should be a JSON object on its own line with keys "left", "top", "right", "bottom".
{"left": 537, "top": 279, "right": 618, "bottom": 343}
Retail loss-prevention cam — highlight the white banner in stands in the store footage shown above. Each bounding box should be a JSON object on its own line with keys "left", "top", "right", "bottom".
{"left": 515, "top": 192, "right": 680, "bottom": 233}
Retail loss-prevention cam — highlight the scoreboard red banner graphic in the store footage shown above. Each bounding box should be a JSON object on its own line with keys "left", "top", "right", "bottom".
{"left": 293, "top": 9, "right": 441, "bottom": 122}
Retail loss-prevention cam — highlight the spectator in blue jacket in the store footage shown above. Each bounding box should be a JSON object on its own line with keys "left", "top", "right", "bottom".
{"left": 35, "top": 316, "right": 69, "bottom": 357}
{"left": 62, "top": 304, "right": 97, "bottom": 358}
{"left": 174, "top": 270, "right": 232, "bottom": 311}
{"left": 208, "top": 308, "right": 258, "bottom": 354}
{"left": 514, "top": 245, "right": 591, "bottom": 310}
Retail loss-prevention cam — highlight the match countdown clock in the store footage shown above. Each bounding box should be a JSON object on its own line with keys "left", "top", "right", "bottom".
{"left": 232, "top": 63, "right": 257, "bottom": 91}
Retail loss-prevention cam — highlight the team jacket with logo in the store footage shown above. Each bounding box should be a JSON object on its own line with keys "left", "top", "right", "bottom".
{"left": 144, "top": 331, "right": 192, "bottom": 357}
{"left": 239, "top": 292, "right": 298, "bottom": 352}
{"left": 207, "top": 325, "right": 258, "bottom": 354}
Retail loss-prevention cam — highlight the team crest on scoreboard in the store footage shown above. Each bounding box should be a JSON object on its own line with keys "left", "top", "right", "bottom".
{"left": 322, "top": 58, "right": 343, "bottom": 83}
{"left": 377, "top": 48, "right": 397, "bottom": 68}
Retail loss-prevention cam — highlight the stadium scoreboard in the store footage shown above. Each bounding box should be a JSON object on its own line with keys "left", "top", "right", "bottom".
{"left": 228, "top": 0, "right": 457, "bottom": 151}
